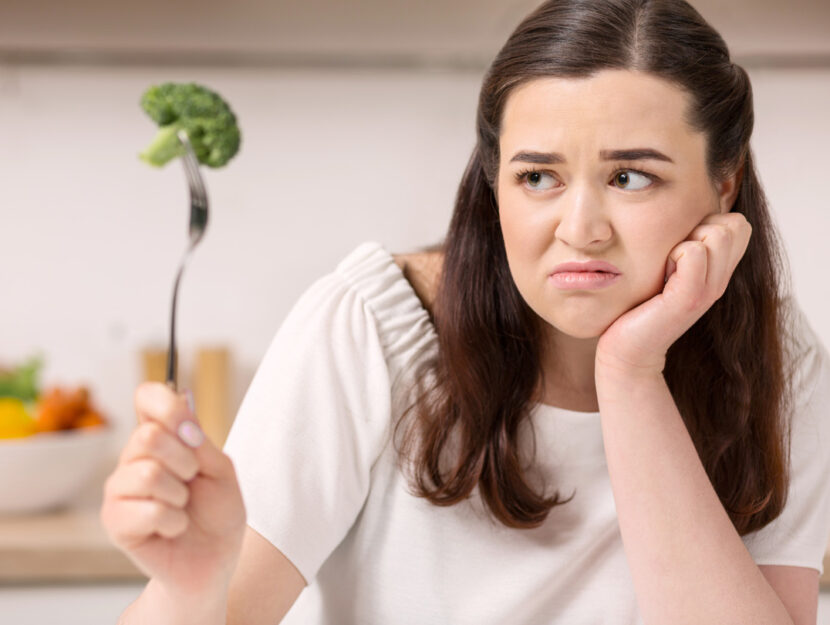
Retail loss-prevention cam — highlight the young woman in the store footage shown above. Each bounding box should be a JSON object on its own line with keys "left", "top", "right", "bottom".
{"left": 102, "top": 0, "right": 830, "bottom": 623}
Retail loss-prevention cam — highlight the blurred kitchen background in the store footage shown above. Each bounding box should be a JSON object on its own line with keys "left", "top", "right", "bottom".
{"left": 0, "top": 0, "right": 828, "bottom": 622}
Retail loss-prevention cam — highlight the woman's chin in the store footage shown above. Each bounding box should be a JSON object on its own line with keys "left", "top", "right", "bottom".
{"left": 543, "top": 314, "right": 615, "bottom": 340}
{"left": 537, "top": 301, "right": 621, "bottom": 339}
{"left": 554, "top": 324, "right": 607, "bottom": 340}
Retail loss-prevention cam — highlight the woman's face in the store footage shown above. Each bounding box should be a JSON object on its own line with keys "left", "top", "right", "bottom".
{"left": 496, "top": 69, "right": 734, "bottom": 340}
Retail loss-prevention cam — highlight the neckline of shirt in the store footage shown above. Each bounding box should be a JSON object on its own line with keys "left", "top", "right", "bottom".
{"left": 533, "top": 402, "right": 601, "bottom": 418}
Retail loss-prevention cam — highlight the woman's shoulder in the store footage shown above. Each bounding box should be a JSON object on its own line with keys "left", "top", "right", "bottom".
{"left": 317, "top": 241, "right": 441, "bottom": 369}
{"left": 391, "top": 247, "right": 444, "bottom": 318}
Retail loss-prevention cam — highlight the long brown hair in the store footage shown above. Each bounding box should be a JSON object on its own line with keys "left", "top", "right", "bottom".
{"left": 394, "top": 0, "right": 794, "bottom": 534}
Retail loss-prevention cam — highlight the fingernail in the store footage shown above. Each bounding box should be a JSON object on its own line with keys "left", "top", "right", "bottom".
{"left": 183, "top": 389, "right": 196, "bottom": 416}
{"left": 178, "top": 420, "right": 205, "bottom": 448}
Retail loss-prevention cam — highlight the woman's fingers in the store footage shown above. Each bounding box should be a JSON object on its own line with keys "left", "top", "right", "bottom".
{"left": 688, "top": 222, "right": 739, "bottom": 288}
{"left": 134, "top": 382, "right": 195, "bottom": 432}
{"left": 666, "top": 240, "right": 708, "bottom": 312}
{"left": 103, "top": 436, "right": 193, "bottom": 548}
{"left": 102, "top": 497, "right": 189, "bottom": 545}
{"left": 690, "top": 213, "right": 751, "bottom": 258}
{"left": 666, "top": 212, "right": 751, "bottom": 309}
{"left": 133, "top": 382, "right": 232, "bottom": 480}
{"left": 100, "top": 381, "right": 248, "bottom": 588}
{"left": 105, "top": 459, "right": 190, "bottom": 509}
{"left": 119, "top": 421, "right": 200, "bottom": 484}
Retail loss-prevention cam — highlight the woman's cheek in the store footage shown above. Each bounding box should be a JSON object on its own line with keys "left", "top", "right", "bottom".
{"left": 618, "top": 205, "right": 692, "bottom": 292}
{"left": 622, "top": 234, "right": 678, "bottom": 302}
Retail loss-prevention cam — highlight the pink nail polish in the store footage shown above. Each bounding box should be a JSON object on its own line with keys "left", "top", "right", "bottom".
{"left": 178, "top": 420, "right": 205, "bottom": 448}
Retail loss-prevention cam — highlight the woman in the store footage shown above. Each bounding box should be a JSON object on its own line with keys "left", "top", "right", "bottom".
{"left": 102, "top": 0, "right": 830, "bottom": 623}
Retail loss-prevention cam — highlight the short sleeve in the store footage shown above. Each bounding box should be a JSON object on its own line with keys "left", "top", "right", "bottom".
{"left": 742, "top": 300, "right": 830, "bottom": 574}
{"left": 222, "top": 243, "right": 400, "bottom": 584}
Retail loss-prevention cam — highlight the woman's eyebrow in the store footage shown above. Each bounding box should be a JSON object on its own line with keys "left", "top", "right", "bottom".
{"left": 509, "top": 148, "right": 674, "bottom": 164}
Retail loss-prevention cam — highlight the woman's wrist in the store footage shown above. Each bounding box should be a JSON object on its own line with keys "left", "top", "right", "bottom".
{"left": 594, "top": 349, "right": 666, "bottom": 385}
{"left": 594, "top": 351, "right": 670, "bottom": 413}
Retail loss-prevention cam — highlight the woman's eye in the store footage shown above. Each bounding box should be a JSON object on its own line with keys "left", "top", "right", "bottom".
{"left": 516, "top": 169, "right": 558, "bottom": 191}
{"left": 612, "top": 170, "right": 653, "bottom": 190}
{"left": 513, "top": 168, "right": 655, "bottom": 192}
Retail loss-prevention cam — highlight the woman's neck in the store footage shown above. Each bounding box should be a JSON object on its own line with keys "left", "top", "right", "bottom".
{"left": 536, "top": 328, "right": 600, "bottom": 412}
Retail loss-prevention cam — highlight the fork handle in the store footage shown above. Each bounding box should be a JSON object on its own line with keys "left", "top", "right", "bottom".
{"left": 166, "top": 253, "right": 189, "bottom": 392}
{"left": 165, "top": 351, "right": 177, "bottom": 391}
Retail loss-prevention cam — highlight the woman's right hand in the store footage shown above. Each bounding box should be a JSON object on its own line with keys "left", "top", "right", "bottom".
{"left": 100, "top": 382, "right": 246, "bottom": 597}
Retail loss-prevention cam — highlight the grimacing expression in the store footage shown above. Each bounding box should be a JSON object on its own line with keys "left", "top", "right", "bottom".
{"left": 496, "top": 69, "right": 736, "bottom": 340}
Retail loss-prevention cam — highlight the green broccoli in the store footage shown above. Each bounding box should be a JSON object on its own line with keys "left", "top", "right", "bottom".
{"left": 0, "top": 356, "right": 43, "bottom": 402}
{"left": 139, "top": 82, "right": 241, "bottom": 168}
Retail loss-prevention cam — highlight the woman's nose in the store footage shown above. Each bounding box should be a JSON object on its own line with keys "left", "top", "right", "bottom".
{"left": 553, "top": 183, "right": 612, "bottom": 249}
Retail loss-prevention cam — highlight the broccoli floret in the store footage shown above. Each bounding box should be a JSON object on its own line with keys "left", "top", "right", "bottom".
{"left": 139, "top": 82, "right": 241, "bottom": 168}
{"left": 0, "top": 356, "right": 42, "bottom": 402}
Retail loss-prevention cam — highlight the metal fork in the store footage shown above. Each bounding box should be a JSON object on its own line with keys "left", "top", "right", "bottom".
{"left": 165, "top": 130, "right": 209, "bottom": 391}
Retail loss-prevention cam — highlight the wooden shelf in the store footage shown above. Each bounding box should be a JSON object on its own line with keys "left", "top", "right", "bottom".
{"left": 0, "top": 0, "right": 828, "bottom": 66}
{"left": 0, "top": 504, "right": 827, "bottom": 589}
{"left": 0, "top": 506, "right": 145, "bottom": 583}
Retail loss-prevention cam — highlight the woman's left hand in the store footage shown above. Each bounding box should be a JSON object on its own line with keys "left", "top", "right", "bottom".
{"left": 595, "top": 212, "right": 752, "bottom": 378}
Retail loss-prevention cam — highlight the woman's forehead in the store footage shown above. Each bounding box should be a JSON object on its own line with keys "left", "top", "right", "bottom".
{"left": 499, "top": 70, "right": 702, "bottom": 159}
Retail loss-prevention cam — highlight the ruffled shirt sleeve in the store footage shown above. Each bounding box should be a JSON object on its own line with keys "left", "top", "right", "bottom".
{"left": 222, "top": 241, "right": 435, "bottom": 584}
{"left": 741, "top": 299, "right": 830, "bottom": 574}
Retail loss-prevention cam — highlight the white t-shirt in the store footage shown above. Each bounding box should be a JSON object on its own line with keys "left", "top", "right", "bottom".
{"left": 223, "top": 241, "right": 830, "bottom": 625}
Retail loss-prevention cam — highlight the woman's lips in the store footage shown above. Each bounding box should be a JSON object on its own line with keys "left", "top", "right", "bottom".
{"left": 550, "top": 261, "right": 621, "bottom": 291}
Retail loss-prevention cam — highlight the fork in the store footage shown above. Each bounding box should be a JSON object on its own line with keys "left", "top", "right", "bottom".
{"left": 165, "top": 130, "right": 209, "bottom": 391}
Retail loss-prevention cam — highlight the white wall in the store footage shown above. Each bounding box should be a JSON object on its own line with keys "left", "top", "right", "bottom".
{"left": 0, "top": 63, "right": 479, "bottom": 446}
{"left": 750, "top": 67, "right": 830, "bottom": 326}
{"left": 1, "top": 62, "right": 828, "bottom": 448}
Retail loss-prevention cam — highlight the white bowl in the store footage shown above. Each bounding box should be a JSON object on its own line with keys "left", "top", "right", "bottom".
{"left": 0, "top": 426, "right": 114, "bottom": 515}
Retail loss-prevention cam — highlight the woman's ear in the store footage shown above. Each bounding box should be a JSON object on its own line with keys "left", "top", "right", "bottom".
{"left": 717, "top": 163, "right": 745, "bottom": 213}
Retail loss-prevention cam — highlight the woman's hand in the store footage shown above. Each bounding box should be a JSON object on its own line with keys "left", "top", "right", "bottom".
{"left": 100, "top": 382, "right": 247, "bottom": 597}
{"left": 595, "top": 212, "right": 752, "bottom": 378}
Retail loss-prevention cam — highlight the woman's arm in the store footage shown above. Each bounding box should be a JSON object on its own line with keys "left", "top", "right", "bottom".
{"left": 118, "top": 527, "right": 307, "bottom": 625}
{"left": 593, "top": 212, "right": 816, "bottom": 623}
{"left": 226, "top": 526, "right": 307, "bottom": 624}
{"left": 118, "top": 576, "right": 229, "bottom": 625}
{"left": 595, "top": 366, "right": 799, "bottom": 625}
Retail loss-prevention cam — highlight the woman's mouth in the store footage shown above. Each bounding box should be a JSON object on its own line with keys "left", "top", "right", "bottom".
{"left": 550, "top": 261, "right": 621, "bottom": 291}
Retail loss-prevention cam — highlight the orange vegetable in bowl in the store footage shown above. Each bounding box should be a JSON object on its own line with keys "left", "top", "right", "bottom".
{"left": 74, "top": 411, "right": 106, "bottom": 428}
{"left": 34, "top": 386, "right": 108, "bottom": 433}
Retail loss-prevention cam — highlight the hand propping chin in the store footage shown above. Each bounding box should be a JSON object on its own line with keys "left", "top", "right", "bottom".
{"left": 596, "top": 212, "right": 752, "bottom": 377}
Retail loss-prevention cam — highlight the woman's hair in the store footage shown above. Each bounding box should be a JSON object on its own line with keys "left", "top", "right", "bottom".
{"left": 393, "top": 0, "right": 794, "bottom": 535}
